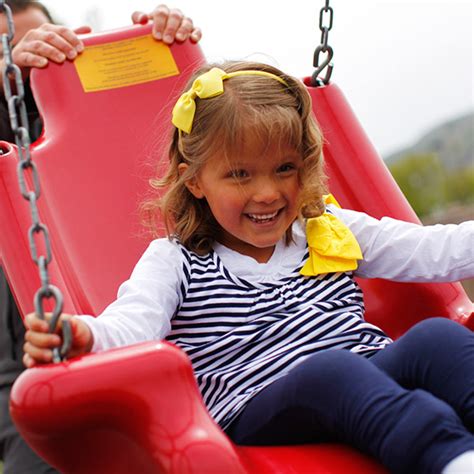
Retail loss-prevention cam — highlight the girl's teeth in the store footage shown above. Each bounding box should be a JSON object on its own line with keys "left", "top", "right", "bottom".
{"left": 248, "top": 211, "right": 278, "bottom": 222}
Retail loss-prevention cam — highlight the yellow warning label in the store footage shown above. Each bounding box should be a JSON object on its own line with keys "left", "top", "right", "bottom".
{"left": 74, "top": 35, "right": 179, "bottom": 93}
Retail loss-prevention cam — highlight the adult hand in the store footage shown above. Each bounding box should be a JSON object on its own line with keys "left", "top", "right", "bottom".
{"left": 23, "top": 312, "right": 93, "bottom": 367}
{"left": 131, "top": 4, "right": 201, "bottom": 45}
{"left": 8, "top": 23, "right": 91, "bottom": 70}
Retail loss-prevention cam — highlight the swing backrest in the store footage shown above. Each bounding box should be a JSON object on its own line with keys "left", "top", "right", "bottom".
{"left": 0, "top": 24, "right": 205, "bottom": 318}
{"left": 305, "top": 81, "right": 473, "bottom": 336}
{"left": 0, "top": 24, "right": 471, "bottom": 335}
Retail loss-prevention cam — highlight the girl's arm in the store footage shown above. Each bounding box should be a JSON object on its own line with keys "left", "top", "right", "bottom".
{"left": 329, "top": 206, "right": 474, "bottom": 282}
{"left": 23, "top": 312, "right": 93, "bottom": 367}
{"left": 77, "top": 239, "right": 183, "bottom": 352}
{"left": 23, "top": 239, "right": 183, "bottom": 365}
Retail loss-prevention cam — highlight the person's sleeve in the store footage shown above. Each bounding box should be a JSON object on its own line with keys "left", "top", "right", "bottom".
{"left": 0, "top": 79, "right": 40, "bottom": 142}
{"left": 328, "top": 205, "right": 474, "bottom": 282}
{"left": 0, "top": 93, "right": 14, "bottom": 142}
{"left": 76, "top": 239, "right": 183, "bottom": 352}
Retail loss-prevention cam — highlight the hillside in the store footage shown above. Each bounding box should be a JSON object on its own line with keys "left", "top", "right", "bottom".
{"left": 384, "top": 112, "right": 473, "bottom": 299}
{"left": 384, "top": 109, "right": 473, "bottom": 219}
{"left": 385, "top": 111, "right": 473, "bottom": 169}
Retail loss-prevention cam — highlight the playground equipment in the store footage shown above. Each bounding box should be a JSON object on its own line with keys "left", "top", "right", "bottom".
{"left": 0, "top": 2, "right": 471, "bottom": 472}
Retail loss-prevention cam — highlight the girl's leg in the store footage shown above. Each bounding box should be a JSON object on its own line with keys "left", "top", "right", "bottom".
{"left": 370, "top": 317, "right": 474, "bottom": 431}
{"left": 225, "top": 350, "right": 474, "bottom": 474}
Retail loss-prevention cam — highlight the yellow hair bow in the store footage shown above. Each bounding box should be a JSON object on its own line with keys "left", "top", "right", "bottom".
{"left": 172, "top": 67, "right": 288, "bottom": 134}
{"left": 300, "top": 195, "right": 363, "bottom": 276}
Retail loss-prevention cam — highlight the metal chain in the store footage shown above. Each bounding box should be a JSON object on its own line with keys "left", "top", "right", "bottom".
{"left": 311, "top": 0, "right": 334, "bottom": 86}
{"left": 0, "top": 1, "right": 71, "bottom": 362}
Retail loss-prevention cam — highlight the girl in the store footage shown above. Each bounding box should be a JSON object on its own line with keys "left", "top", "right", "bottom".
{"left": 24, "top": 61, "right": 474, "bottom": 474}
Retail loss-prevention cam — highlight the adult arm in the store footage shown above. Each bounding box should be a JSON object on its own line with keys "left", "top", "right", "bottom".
{"left": 0, "top": 4, "right": 201, "bottom": 92}
{"left": 132, "top": 4, "right": 201, "bottom": 43}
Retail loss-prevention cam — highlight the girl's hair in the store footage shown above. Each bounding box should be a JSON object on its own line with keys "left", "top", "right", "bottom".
{"left": 142, "top": 60, "right": 327, "bottom": 254}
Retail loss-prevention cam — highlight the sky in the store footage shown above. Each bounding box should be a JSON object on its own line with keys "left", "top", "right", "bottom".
{"left": 43, "top": 0, "right": 473, "bottom": 158}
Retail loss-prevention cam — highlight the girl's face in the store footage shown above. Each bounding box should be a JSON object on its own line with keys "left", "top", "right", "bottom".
{"left": 181, "top": 134, "right": 303, "bottom": 263}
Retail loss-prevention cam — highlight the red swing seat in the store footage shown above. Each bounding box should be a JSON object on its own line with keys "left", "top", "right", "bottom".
{"left": 0, "top": 24, "right": 472, "bottom": 474}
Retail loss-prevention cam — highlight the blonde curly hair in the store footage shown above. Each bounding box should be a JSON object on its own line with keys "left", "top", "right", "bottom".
{"left": 141, "top": 60, "right": 327, "bottom": 254}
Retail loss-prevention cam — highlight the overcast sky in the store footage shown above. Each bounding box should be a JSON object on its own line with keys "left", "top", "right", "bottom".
{"left": 43, "top": 0, "right": 473, "bottom": 158}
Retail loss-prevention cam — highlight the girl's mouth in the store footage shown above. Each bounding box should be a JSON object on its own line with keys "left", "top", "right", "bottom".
{"left": 246, "top": 209, "right": 281, "bottom": 224}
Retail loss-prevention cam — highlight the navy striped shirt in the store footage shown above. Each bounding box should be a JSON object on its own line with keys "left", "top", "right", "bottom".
{"left": 81, "top": 208, "right": 473, "bottom": 428}
{"left": 167, "top": 244, "right": 391, "bottom": 430}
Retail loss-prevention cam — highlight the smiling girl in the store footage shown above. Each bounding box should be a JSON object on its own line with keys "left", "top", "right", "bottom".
{"left": 24, "top": 61, "right": 474, "bottom": 474}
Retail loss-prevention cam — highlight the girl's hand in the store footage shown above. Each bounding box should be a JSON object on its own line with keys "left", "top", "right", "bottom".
{"left": 9, "top": 23, "right": 90, "bottom": 70}
{"left": 23, "top": 312, "right": 93, "bottom": 368}
{"left": 131, "top": 4, "right": 202, "bottom": 44}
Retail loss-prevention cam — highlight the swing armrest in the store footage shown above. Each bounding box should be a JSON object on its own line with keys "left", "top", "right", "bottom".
{"left": 10, "top": 341, "right": 246, "bottom": 474}
{"left": 10, "top": 342, "right": 390, "bottom": 474}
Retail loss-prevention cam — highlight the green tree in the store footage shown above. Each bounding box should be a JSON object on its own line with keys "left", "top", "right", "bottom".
{"left": 389, "top": 153, "right": 447, "bottom": 217}
{"left": 445, "top": 167, "right": 474, "bottom": 205}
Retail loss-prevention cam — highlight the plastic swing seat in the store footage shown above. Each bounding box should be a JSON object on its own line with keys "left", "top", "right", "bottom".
{"left": 0, "top": 24, "right": 472, "bottom": 474}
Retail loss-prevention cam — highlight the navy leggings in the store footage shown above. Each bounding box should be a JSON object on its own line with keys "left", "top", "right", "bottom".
{"left": 225, "top": 318, "right": 474, "bottom": 474}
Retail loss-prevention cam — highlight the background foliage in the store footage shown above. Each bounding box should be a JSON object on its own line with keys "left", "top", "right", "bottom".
{"left": 389, "top": 153, "right": 474, "bottom": 217}
{"left": 387, "top": 111, "right": 473, "bottom": 298}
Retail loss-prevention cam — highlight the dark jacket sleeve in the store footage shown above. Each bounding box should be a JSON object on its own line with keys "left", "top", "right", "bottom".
{"left": 0, "top": 266, "right": 25, "bottom": 386}
{"left": 0, "top": 78, "right": 43, "bottom": 385}
{"left": 0, "top": 78, "right": 42, "bottom": 143}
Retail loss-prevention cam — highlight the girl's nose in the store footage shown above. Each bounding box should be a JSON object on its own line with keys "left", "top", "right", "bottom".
{"left": 252, "top": 179, "right": 281, "bottom": 204}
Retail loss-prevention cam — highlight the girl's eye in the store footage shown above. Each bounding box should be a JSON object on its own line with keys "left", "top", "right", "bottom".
{"left": 277, "top": 163, "right": 296, "bottom": 174}
{"left": 229, "top": 169, "right": 248, "bottom": 179}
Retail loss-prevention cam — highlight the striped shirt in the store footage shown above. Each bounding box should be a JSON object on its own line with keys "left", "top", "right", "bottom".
{"left": 80, "top": 207, "right": 474, "bottom": 429}
{"left": 167, "top": 241, "right": 391, "bottom": 429}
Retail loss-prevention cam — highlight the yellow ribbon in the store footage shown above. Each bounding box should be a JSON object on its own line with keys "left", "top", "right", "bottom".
{"left": 300, "top": 195, "right": 363, "bottom": 276}
{"left": 171, "top": 67, "right": 288, "bottom": 134}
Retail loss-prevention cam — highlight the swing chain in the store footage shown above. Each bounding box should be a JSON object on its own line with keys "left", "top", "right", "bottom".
{"left": 0, "top": 1, "right": 71, "bottom": 362}
{"left": 311, "top": 0, "right": 334, "bottom": 86}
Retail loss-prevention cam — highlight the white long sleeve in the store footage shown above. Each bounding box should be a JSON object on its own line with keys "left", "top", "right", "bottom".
{"left": 78, "top": 239, "right": 184, "bottom": 352}
{"left": 77, "top": 211, "right": 473, "bottom": 352}
{"left": 330, "top": 206, "right": 474, "bottom": 282}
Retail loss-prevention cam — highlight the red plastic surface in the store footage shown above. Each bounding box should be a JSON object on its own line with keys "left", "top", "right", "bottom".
{"left": 304, "top": 79, "right": 473, "bottom": 336}
{"left": 11, "top": 341, "right": 386, "bottom": 474}
{"left": 11, "top": 342, "right": 246, "bottom": 474}
{"left": 0, "top": 24, "right": 205, "bottom": 318}
{"left": 1, "top": 24, "right": 471, "bottom": 474}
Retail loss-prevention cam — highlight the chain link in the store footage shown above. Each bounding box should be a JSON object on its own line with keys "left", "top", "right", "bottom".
{"left": 311, "top": 0, "right": 334, "bottom": 86}
{"left": 0, "top": 0, "right": 70, "bottom": 361}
